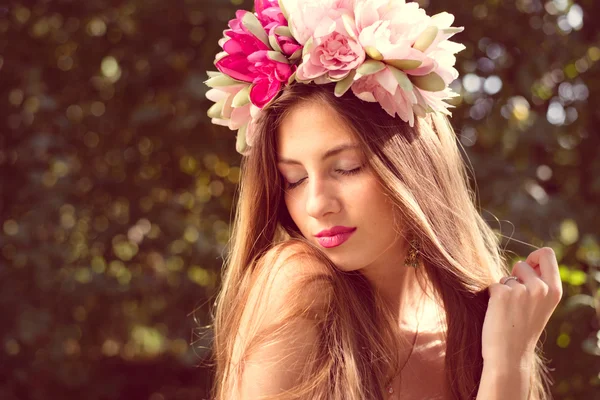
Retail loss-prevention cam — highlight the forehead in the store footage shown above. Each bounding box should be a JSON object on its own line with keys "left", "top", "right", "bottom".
{"left": 277, "top": 102, "right": 357, "bottom": 158}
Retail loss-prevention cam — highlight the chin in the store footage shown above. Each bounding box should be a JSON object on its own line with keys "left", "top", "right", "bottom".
{"left": 329, "top": 258, "right": 364, "bottom": 273}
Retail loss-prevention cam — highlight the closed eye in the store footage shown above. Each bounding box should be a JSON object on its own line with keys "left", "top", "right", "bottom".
{"left": 285, "top": 166, "right": 363, "bottom": 190}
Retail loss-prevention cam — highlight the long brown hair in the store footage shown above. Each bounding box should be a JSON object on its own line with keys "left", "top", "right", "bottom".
{"left": 207, "top": 82, "right": 553, "bottom": 399}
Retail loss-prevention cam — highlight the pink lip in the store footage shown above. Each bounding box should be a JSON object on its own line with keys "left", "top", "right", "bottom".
{"left": 314, "top": 226, "right": 356, "bottom": 249}
{"left": 315, "top": 226, "right": 356, "bottom": 237}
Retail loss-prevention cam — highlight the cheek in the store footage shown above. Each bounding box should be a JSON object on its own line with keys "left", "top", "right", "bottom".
{"left": 284, "top": 192, "right": 304, "bottom": 225}
{"left": 352, "top": 180, "right": 395, "bottom": 225}
{"left": 348, "top": 177, "right": 386, "bottom": 207}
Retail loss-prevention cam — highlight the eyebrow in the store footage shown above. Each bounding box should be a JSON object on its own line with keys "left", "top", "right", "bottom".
{"left": 277, "top": 143, "right": 359, "bottom": 165}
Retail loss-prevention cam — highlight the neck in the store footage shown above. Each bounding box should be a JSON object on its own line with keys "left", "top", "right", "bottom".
{"left": 359, "top": 239, "right": 441, "bottom": 333}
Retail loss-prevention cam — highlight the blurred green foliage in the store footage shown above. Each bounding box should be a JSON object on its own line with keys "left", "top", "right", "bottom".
{"left": 0, "top": 0, "right": 598, "bottom": 399}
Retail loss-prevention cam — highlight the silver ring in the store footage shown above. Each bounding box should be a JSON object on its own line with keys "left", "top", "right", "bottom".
{"left": 503, "top": 276, "right": 520, "bottom": 285}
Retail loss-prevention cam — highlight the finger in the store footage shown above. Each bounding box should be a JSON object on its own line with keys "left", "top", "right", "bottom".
{"left": 499, "top": 276, "right": 521, "bottom": 286}
{"left": 525, "top": 247, "right": 561, "bottom": 289}
{"left": 488, "top": 282, "right": 511, "bottom": 297}
{"left": 511, "top": 261, "right": 539, "bottom": 285}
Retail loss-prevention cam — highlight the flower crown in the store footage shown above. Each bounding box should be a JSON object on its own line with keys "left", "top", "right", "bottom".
{"left": 205, "top": 0, "right": 465, "bottom": 155}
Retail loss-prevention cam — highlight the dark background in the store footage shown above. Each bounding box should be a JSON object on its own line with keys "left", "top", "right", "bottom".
{"left": 0, "top": 0, "right": 599, "bottom": 399}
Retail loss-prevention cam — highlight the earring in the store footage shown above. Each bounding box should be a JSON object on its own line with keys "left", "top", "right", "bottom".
{"left": 404, "top": 239, "right": 420, "bottom": 268}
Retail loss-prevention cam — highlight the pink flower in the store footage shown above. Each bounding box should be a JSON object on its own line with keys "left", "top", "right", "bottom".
{"left": 206, "top": 80, "right": 262, "bottom": 154}
{"left": 247, "top": 51, "right": 295, "bottom": 108}
{"left": 351, "top": 67, "right": 418, "bottom": 127}
{"left": 354, "top": 0, "right": 464, "bottom": 82}
{"left": 216, "top": 10, "right": 271, "bottom": 83}
{"left": 282, "top": 0, "right": 356, "bottom": 44}
{"left": 206, "top": 84, "right": 255, "bottom": 130}
{"left": 255, "top": 0, "right": 302, "bottom": 56}
{"left": 295, "top": 11, "right": 365, "bottom": 82}
{"left": 215, "top": 8, "right": 296, "bottom": 109}
{"left": 355, "top": 0, "right": 430, "bottom": 68}
{"left": 255, "top": 0, "right": 287, "bottom": 28}
{"left": 348, "top": 0, "right": 464, "bottom": 122}
{"left": 418, "top": 12, "right": 465, "bottom": 84}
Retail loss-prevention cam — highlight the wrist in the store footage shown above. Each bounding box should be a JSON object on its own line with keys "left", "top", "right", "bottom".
{"left": 483, "top": 359, "right": 533, "bottom": 377}
{"left": 483, "top": 354, "right": 534, "bottom": 373}
{"left": 478, "top": 362, "right": 531, "bottom": 400}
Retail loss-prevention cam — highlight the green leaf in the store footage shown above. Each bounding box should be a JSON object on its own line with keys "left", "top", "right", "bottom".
{"left": 269, "top": 34, "right": 283, "bottom": 53}
{"left": 287, "top": 71, "right": 297, "bottom": 85}
{"left": 207, "top": 99, "right": 225, "bottom": 119}
{"left": 386, "top": 59, "right": 422, "bottom": 70}
{"left": 289, "top": 48, "right": 302, "bottom": 61}
{"left": 388, "top": 66, "right": 414, "bottom": 92}
{"left": 413, "top": 26, "right": 439, "bottom": 52}
{"left": 232, "top": 85, "right": 252, "bottom": 108}
{"left": 357, "top": 60, "right": 385, "bottom": 76}
{"left": 365, "top": 46, "right": 383, "bottom": 61}
{"left": 302, "top": 36, "right": 315, "bottom": 57}
{"left": 242, "top": 12, "right": 270, "bottom": 48}
{"left": 267, "top": 51, "right": 290, "bottom": 64}
{"left": 274, "top": 26, "right": 293, "bottom": 38}
{"left": 410, "top": 72, "right": 445, "bottom": 92}
{"left": 205, "top": 73, "right": 243, "bottom": 88}
{"left": 334, "top": 70, "right": 356, "bottom": 97}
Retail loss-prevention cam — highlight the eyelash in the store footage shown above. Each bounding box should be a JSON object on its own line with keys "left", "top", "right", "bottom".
{"left": 285, "top": 166, "right": 363, "bottom": 190}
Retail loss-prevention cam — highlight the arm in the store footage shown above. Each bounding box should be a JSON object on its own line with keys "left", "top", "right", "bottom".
{"left": 235, "top": 243, "right": 332, "bottom": 399}
{"left": 476, "top": 362, "right": 532, "bottom": 400}
{"left": 478, "top": 247, "right": 563, "bottom": 400}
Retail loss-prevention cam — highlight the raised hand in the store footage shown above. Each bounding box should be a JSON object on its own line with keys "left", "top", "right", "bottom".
{"left": 481, "top": 247, "right": 563, "bottom": 370}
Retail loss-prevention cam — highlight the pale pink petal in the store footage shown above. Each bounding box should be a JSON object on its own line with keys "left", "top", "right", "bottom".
{"left": 380, "top": 44, "right": 422, "bottom": 63}
{"left": 246, "top": 50, "right": 269, "bottom": 63}
{"left": 229, "top": 104, "right": 251, "bottom": 130}
{"left": 373, "top": 88, "right": 397, "bottom": 117}
{"left": 328, "top": 69, "right": 350, "bottom": 79}
{"left": 404, "top": 56, "right": 436, "bottom": 76}
{"left": 245, "top": 119, "right": 258, "bottom": 146}
{"left": 212, "top": 118, "right": 230, "bottom": 127}
{"left": 250, "top": 104, "right": 262, "bottom": 118}
{"left": 297, "top": 58, "right": 326, "bottom": 79}
{"left": 355, "top": 0, "right": 387, "bottom": 31}
{"left": 374, "top": 67, "right": 398, "bottom": 95}
{"left": 392, "top": 90, "right": 415, "bottom": 126}
{"left": 221, "top": 90, "right": 237, "bottom": 119}
{"left": 206, "top": 88, "right": 228, "bottom": 103}
{"left": 283, "top": 0, "right": 350, "bottom": 44}
{"left": 438, "top": 40, "right": 466, "bottom": 54}
{"left": 314, "top": 15, "right": 337, "bottom": 38}
{"left": 354, "top": 90, "right": 377, "bottom": 102}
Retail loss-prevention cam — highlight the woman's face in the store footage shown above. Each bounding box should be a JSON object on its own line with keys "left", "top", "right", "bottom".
{"left": 276, "top": 101, "right": 405, "bottom": 272}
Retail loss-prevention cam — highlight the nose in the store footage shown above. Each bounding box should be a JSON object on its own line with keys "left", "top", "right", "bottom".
{"left": 305, "top": 175, "right": 341, "bottom": 219}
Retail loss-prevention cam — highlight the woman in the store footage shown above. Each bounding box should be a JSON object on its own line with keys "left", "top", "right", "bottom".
{"left": 204, "top": 1, "right": 563, "bottom": 399}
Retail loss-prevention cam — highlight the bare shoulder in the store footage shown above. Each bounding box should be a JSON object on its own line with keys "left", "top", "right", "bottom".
{"left": 251, "top": 240, "right": 334, "bottom": 323}
{"left": 235, "top": 240, "right": 333, "bottom": 398}
{"left": 258, "top": 240, "right": 333, "bottom": 276}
